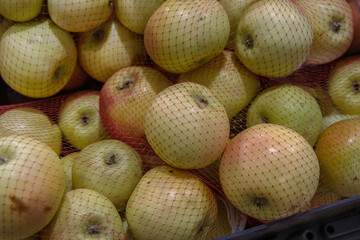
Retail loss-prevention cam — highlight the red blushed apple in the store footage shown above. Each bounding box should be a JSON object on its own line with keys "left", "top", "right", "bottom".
{"left": 346, "top": 0, "right": 360, "bottom": 54}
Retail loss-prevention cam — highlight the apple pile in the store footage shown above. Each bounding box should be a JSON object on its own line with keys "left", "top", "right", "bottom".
{"left": 0, "top": 0, "right": 359, "bottom": 239}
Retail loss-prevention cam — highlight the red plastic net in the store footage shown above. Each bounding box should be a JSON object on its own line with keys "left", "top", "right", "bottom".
{"left": 0, "top": 0, "right": 359, "bottom": 239}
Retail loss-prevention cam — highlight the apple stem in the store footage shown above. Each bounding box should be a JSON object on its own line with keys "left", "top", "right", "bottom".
{"left": 354, "top": 81, "right": 359, "bottom": 93}
{"left": 331, "top": 21, "right": 341, "bottom": 33}
{"left": 87, "top": 224, "right": 101, "bottom": 235}
{"left": 0, "top": 156, "right": 10, "bottom": 165}
{"left": 81, "top": 114, "right": 90, "bottom": 125}
{"left": 245, "top": 35, "right": 254, "bottom": 49}
{"left": 253, "top": 197, "right": 268, "bottom": 209}
{"left": 105, "top": 154, "right": 118, "bottom": 165}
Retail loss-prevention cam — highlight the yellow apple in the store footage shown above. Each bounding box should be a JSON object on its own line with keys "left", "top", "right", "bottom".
{"left": 220, "top": 124, "right": 320, "bottom": 221}
{"left": 126, "top": 165, "right": 218, "bottom": 240}
{"left": 315, "top": 117, "right": 360, "bottom": 197}
{"left": 78, "top": 16, "right": 146, "bottom": 83}
{"left": 48, "top": 0, "right": 113, "bottom": 32}
{"left": 0, "top": 135, "right": 65, "bottom": 239}
{"left": 0, "top": 19, "right": 77, "bottom": 98}
{"left": 144, "top": 82, "right": 230, "bottom": 169}
{"left": 60, "top": 151, "right": 80, "bottom": 193}
{"left": 144, "top": 0, "right": 230, "bottom": 74}
{"left": 178, "top": 50, "right": 260, "bottom": 119}
{"left": 0, "top": 0, "right": 43, "bottom": 22}
{"left": 0, "top": 107, "right": 62, "bottom": 155}
{"left": 322, "top": 108, "right": 359, "bottom": 133}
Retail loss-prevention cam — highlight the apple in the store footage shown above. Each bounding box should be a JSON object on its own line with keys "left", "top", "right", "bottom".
{"left": 0, "top": 0, "right": 43, "bottom": 22}
{"left": 315, "top": 117, "right": 360, "bottom": 197}
{"left": 99, "top": 66, "right": 172, "bottom": 139}
{"left": 72, "top": 139, "right": 143, "bottom": 211}
{"left": 218, "top": 0, "right": 259, "bottom": 50}
{"left": 126, "top": 165, "right": 218, "bottom": 240}
{"left": 58, "top": 90, "right": 108, "bottom": 150}
{"left": 346, "top": 0, "right": 360, "bottom": 54}
{"left": 207, "top": 196, "right": 234, "bottom": 239}
{"left": 0, "top": 15, "right": 13, "bottom": 39}
{"left": 114, "top": 0, "right": 165, "bottom": 34}
{"left": 247, "top": 84, "right": 323, "bottom": 146}
{"left": 328, "top": 54, "right": 360, "bottom": 115}
{"left": 234, "top": 0, "right": 313, "bottom": 78}
{"left": 295, "top": 0, "right": 354, "bottom": 65}
{"left": 0, "top": 135, "right": 65, "bottom": 239}
{"left": 48, "top": 0, "right": 113, "bottom": 33}
{"left": 219, "top": 123, "right": 320, "bottom": 222}
{"left": 144, "top": 82, "right": 230, "bottom": 169}
{"left": 60, "top": 151, "right": 80, "bottom": 193}
{"left": 0, "top": 107, "right": 62, "bottom": 155}
{"left": 44, "top": 189, "right": 125, "bottom": 239}
{"left": 78, "top": 16, "right": 146, "bottom": 83}
{"left": 144, "top": 0, "right": 230, "bottom": 74}
{"left": 178, "top": 50, "right": 260, "bottom": 119}
{"left": 299, "top": 85, "right": 335, "bottom": 117}
{"left": 62, "top": 63, "right": 90, "bottom": 91}
{"left": 0, "top": 19, "right": 77, "bottom": 98}
{"left": 322, "top": 108, "right": 359, "bottom": 132}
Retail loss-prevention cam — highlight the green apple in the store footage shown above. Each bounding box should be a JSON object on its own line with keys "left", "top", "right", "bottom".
{"left": 315, "top": 117, "right": 360, "bottom": 197}
{"left": 72, "top": 139, "right": 143, "bottom": 211}
{"left": 178, "top": 50, "right": 260, "bottom": 119}
{"left": 0, "top": 107, "right": 62, "bottom": 155}
{"left": 322, "top": 108, "right": 359, "bottom": 132}
{"left": 219, "top": 0, "right": 259, "bottom": 50}
{"left": 0, "top": 0, "right": 43, "bottom": 22}
{"left": 44, "top": 189, "right": 125, "bottom": 239}
{"left": 247, "top": 84, "right": 323, "bottom": 146}
{"left": 126, "top": 165, "right": 218, "bottom": 240}
{"left": 235, "top": 0, "right": 313, "bottom": 78}
{"left": 0, "top": 135, "right": 65, "bottom": 239}
{"left": 295, "top": 0, "right": 354, "bottom": 65}
{"left": 48, "top": 0, "right": 113, "bottom": 33}
{"left": 99, "top": 66, "right": 172, "bottom": 139}
{"left": 114, "top": 0, "right": 165, "bottom": 34}
{"left": 62, "top": 63, "right": 90, "bottom": 91}
{"left": 299, "top": 85, "right": 335, "bottom": 117}
{"left": 0, "top": 16, "right": 13, "bottom": 75}
{"left": 60, "top": 152, "right": 80, "bottom": 193}
{"left": 328, "top": 54, "right": 360, "bottom": 115}
{"left": 58, "top": 90, "right": 108, "bottom": 150}
{"left": 78, "top": 16, "right": 146, "bottom": 83}
{"left": 219, "top": 123, "right": 320, "bottom": 221}
{"left": 144, "top": 0, "right": 230, "bottom": 74}
{"left": 144, "top": 82, "right": 230, "bottom": 169}
{"left": 0, "top": 19, "right": 77, "bottom": 98}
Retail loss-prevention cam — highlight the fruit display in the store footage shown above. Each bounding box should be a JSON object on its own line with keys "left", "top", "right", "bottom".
{"left": 0, "top": 0, "right": 359, "bottom": 239}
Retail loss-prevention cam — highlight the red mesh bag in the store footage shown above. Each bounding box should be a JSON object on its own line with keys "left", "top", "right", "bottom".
{"left": 0, "top": 0, "right": 359, "bottom": 239}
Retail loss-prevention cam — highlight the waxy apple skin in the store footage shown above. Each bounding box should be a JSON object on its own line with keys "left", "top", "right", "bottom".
{"left": 315, "top": 117, "right": 360, "bottom": 197}
{"left": 220, "top": 124, "right": 320, "bottom": 222}
{"left": 0, "top": 0, "right": 43, "bottom": 22}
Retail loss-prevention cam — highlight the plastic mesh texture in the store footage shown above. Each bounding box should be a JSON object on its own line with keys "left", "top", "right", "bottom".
{"left": 0, "top": 0, "right": 359, "bottom": 239}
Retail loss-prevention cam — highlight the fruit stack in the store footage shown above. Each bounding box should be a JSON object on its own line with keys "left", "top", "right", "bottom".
{"left": 0, "top": 0, "right": 359, "bottom": 239}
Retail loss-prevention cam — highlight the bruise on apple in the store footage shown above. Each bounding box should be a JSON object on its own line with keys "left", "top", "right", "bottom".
{"left": 92, "top": 28, "right": 106, "bottom": 43}
{"left": 252, "top": 196, "right": 268, "bottom": 209}
{"left": 9, "top": 195, "right": 29, "bottom": 213}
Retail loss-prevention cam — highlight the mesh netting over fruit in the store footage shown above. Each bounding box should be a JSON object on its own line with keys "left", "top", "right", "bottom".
{"left": 0, "top": 0, "right": 359, "bottom": 239}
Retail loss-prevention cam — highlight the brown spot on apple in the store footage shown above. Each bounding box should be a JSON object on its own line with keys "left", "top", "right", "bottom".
{"left": 9, "top": 195, "right": 29, "bottom": 213}
{"left": 44, "top": 206, "right": 52, "bottom": 213}
{"left": 92, "top": 29, "right": 105, "bottom": 42}
{"left": 331, "top": 21, "right": 342, "bottom": 34}
{"left": 245, "top": 35, "right": 254, "bottom": 49}
{"left": 87, "top": 224, "right": 101, "bottom": 235}
{"left": 253, "top": 196, "right": 268, "bottom": 209}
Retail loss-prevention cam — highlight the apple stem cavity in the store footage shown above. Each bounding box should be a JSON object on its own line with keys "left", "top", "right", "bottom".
{"left": 253, "top": 197, "right": 268, "bottom": 209}
{"left": 354, "top": 81, "right": 359, "bottom": 93}
{"left": 331, "top": 21, "right": 341, "bottom": 33}
{"left": 116, "top": 78, "right": 135, "bottom": 90}
{"left": 105, "top": 154, "right": 118, "bottom": 165}
{"left": 245, "top": 35, "right": 254, "bottom": 49}
{"left": 0, "top": 156, "right": 10, "bottom": 165}
{"left": 81, "top": 114, "right": 90, "bottom": 125}
{"left": 261, "top": 116, "right": 270, "bottom": 123}
{"left": 87, "top": 224, "right": 101, "bottom": 235}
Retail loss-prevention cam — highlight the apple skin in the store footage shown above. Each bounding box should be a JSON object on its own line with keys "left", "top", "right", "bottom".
{"left": 0, "top": 19, "right": 77, "bottom": 98}
{"left": 295, "top": 0, "right": 354, "bottom": 65}
{"left": 78, "top": 16, "right": 146, "bottom": 83}
{"left": 126, "top": 165, "right": 218, "bottom": 240}
{"left": 219, "top": 123, "right": 320, "bottom": 222}
{"left": 178, "top": 50, "right": 260, "bottom": 119}
{"left": 72, "top": 139, "right": 143, "bottom": 211}
{"left": 99, "top": 66, "right": 172, "bottom": 139}
{"left": 60, "top": 152, "right": 80, "bottom": 193}
{"left": 48, "top": 0, "right": 113, "bottom": 33}
{"left": 299, "top": 85, "right": 335, "bottom": 117}
{"left": 114, "top": 0, "right": 165, "bottom": 34}
{"left": 315, "top": 117, "right": 360, "bottom": 197}
{"left": 144, "top": 82, "right": 230, "bottom": 169}
{"left": 234, "top": 0, "right": 313, "bottom": 78}
{"left": 0, "top": 107, "right": 62, "bottom": 155}
{"left": 328, "top": 54, "right": 360, "bottom": 115}
{"left": 62, "top": 63, "right": 90, "bottom": 91}
{"left": 346, "top": 0, "right": 360, "bottom": 54}
{"left": 0, "top": 16, "right": 13, "bottom": 74}
{"left": 247, "top": 84, "right": 323, "bottom": 146}
{"left": 0, "top": 135, "right": 65, "bottom": 240}
{"left": 44, "top": 189, "right": 125, "bottom": 240}
{"left": 144, "top": 0, "right": 230, "bottom": 74}
{"left": 322, "top": 108, "right": 359, "bottom": 133}
{"left": 58, "top": 90, "right": 108, "bottom": 150}
{"left": 0, "top": 0, "right": 43, "bottom": 22}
